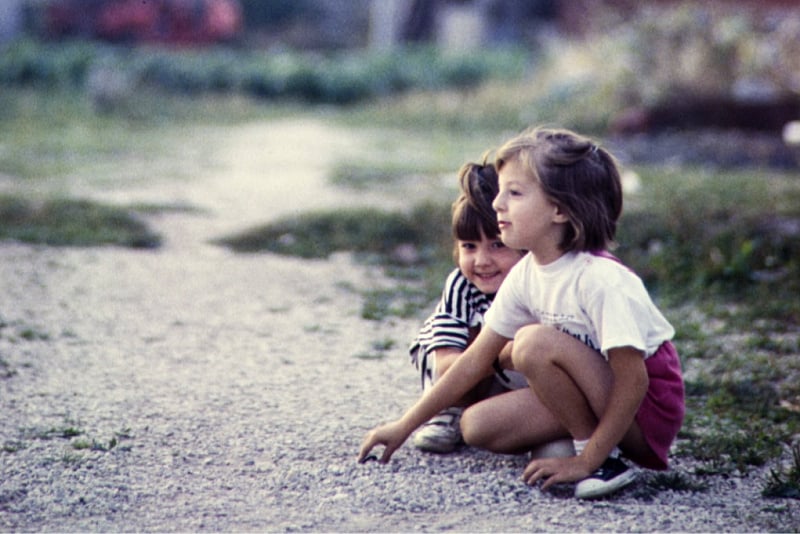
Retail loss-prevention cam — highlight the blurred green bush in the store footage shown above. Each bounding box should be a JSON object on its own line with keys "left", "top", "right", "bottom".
{"left": 0, "top": 38, "right": 528, "bottom": 105}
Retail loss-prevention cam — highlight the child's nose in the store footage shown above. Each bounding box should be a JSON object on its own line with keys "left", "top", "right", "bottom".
{"left": 492, "top": 194, "right": 504, "bottom": 212}
{"left": 475, "top": 248, "right": 492, "bottom": 266}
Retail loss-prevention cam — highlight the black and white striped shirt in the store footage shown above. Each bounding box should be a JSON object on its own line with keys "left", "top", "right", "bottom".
{"left": 409, "top": 268, "right": 494, "bottom": 388}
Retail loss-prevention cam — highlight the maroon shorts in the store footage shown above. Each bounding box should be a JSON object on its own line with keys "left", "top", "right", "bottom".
{"left": 630, "top": 341, "right": 685, "bottom": 470}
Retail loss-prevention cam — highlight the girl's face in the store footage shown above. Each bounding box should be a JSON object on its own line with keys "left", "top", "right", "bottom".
{"left": 457, "top": 230, "right": 521, "bottom": 295}
{"left": 493, "top": 157, "right": 568, "bottom": 262}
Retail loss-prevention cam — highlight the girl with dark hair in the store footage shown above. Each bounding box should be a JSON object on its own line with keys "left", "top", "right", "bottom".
{"left": 409, "top": 160, "right": 526, "bottom": 454}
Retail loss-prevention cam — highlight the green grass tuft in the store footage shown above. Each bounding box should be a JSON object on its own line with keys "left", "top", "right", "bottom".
{"left": 649, "top": 470, "right": 709, "bottom": 493}
{"left": 215, "top": 202, "right": 451, "bottom": 261}
{"left": 0, "top": 195, "right": 161, "bottom": 248}
{"left": 763, "top": 443, "right": 800, "bottom": 499}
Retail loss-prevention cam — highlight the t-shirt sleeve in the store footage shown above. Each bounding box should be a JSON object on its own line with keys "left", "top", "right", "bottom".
{"left": 485, "top": 257, "right": 534, "bottom": 340}
{"left": 581, "top": 262, "right": 672, "bottom": 356}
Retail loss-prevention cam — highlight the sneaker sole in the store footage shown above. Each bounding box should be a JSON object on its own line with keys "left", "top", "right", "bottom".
{"left": 412, "top": 435, "right": 459, "bottom": 454}
{"left": 574, "top": 469, "right": 637, "bottom": 499}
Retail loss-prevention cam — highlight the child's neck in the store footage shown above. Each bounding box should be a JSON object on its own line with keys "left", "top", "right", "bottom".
{"left": 531, "top": 248, "right": 567, "bottom": 266}
{"left": 528, "top": 228, "right": 567, "bottom": 266}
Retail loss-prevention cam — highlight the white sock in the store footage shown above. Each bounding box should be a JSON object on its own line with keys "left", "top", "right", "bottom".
{"left": 573, "top": 439, "right": 621, "bottom": 459}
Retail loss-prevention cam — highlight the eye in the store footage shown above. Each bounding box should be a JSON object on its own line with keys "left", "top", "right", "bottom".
{"left": 491, "top": 240, "right": 506, "bottom": 249}
{"left": 460, "top": 241, "right": 477, "bottom": 250}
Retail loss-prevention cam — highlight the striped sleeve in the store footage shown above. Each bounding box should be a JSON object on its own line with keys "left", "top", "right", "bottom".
{"left": 410, "top": 269, "right": 492, "bottom": 359}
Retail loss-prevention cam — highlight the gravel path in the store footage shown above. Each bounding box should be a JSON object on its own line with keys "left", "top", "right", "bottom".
{"left": 1, "top": 118, "right": 798, "bottom": 532}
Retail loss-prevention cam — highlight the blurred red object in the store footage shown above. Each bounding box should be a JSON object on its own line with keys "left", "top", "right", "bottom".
{"left": 45, "top": 0, "right": 242, "bottom": 45}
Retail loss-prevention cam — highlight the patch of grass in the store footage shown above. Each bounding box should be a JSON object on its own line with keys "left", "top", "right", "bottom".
{"left": 216, "top": 202, "right": 454, "bottom": 319}
{"left": 659, "top": 297, "right": 800, "bottom": 488}
{"left": 0, "top": 88, "right": 165, "bottom": 179}
{"left": 71, "top": 436, "right": 118, "bottom": 452}
{"left": 668, "top": 311, "right": 726, "bottom": 362}
{"left": 0, "top": 195, "right": 161, "bottom": 248}
{"left": 372, "top": 338, "right": 396, "bottom": 352}
{"left": 127, "top": 202, "right": 207, "bottom": 216}
{"left": 354, "top": 352, "right": 386, "bottom": 361}
{"left": 648, "top": 470, "right": 709, "bottom": 493}
{"left": 329, "top": 163, "right": 421, "bottom": 190}
{"left": 23, "top": 424, "right": 84, "bottom": 441}
{"left": 15, "top": 426, "right": 131, "bottom": 460}
{"left": 216, "top": 202, "right": 451, "bottom": 261}
{"left": 745, "top": 333, "right": 800, "bottom": 355}
{"left": 18, "top": 327, "right": 49, "bottom": 341}
{"left": 70, "top": 439, "right": 93, "bottom": 451}
{"left": 354, "top": 338, "right": 398, "bottom": 361}
{"left": 664, "top": 291, "right": 800, "bottom": 489}
{"left": 616, "top": 166, "right": 800, "bottom": 323}
{"left": 43, "top": 451, "right": 85, "bottom": 466}
{"left": 303, "top": 323, "right": 338, "bottom": 335}
{"left": 361, "top": 285, "right": 434, "bottom": 321}
{"left": 678, "top": 385, "right": 793, "bottom": 475}
{"left": 2, "top": 440, "right": 25, "bottom": 453}
{"left": 0, "top": 356, "right": 15, "bottom": 379}
{"left": 764, "top": 443, "right": 800, "bottom": 499}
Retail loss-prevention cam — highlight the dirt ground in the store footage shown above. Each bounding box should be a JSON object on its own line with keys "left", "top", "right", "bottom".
{"left": 1, "top": 118, "right": 798, "bottom": 532}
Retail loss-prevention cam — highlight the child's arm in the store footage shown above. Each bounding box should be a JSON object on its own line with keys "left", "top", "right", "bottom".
{"left": 580, "top": 346, "right": 648, "bottom": 471}
{"left": 358, "top": 328, "right": 509, "bottom": 463}
{"left": 431, "top": 347, "right": 464, "bottom": 377}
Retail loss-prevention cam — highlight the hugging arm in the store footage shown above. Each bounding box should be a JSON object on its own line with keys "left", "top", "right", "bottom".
{"left": 358, "top": 328, "right": 509, "bottom": 463}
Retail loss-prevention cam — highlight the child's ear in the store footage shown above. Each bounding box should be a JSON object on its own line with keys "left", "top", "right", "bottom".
{"left": 551, "top": 204, "right": 570, "bottom": 224}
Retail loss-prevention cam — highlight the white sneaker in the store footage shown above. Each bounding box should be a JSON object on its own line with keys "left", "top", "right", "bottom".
{"left": 412, "top": 407, "right": 463, "bottom": 453}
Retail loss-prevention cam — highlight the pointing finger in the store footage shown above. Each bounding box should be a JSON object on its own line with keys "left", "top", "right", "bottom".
{"left": 358, "top": 434, "right": 380, "bottom": 463}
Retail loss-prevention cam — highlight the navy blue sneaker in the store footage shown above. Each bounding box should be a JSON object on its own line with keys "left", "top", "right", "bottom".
{"left": 574, "top": 457, "right": 636, "bottom": 499}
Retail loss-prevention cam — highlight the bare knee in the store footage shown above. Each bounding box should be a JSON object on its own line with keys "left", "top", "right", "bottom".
{"left": 511, "top": 324, "right": 559, "bottom": 376}
{"left": 460, "top": 404, "right": 489, "bottom": 448}
{"left": 460, "top": 404, "right": 504, "bottom": 452}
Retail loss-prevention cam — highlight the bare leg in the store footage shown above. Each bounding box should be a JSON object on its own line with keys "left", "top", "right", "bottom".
{"left": 460, "top": 388, "right": 569, "bottom": 454}
{"left": 512, "top": 325, "right": 655, "bottom": 461}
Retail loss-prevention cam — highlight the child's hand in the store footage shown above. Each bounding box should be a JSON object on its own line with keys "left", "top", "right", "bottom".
{"left": 521, "top": 456, "right": 592, "bottom": 491}
{"left": 358, "top": 420, "right": 410, "bottom": 464}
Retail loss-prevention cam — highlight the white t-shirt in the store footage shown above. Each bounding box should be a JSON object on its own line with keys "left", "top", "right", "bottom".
{"left": 485, "top": 251, "right": 674, "bottom": 359}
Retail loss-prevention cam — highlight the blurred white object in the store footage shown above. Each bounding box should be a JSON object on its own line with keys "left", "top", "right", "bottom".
{"left": 439, "top": 3, "right": 486, "bottom": 53}
{"left": 783, "top": 121, "right": 800, "bottom": 146}
{"left": 530, "top": 438, "right": 576, "bottom": 459}
{"left": 621, "top": 169, "right": 642, "bottom": 195}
